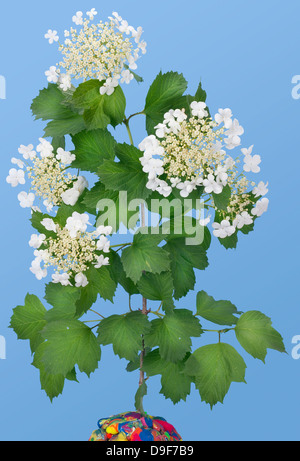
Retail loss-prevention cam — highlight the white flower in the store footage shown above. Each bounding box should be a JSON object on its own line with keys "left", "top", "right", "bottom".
{"left": 241, "top": 145, "right": 254, "bottom": 156}
{"left": 52, "top": 272, "right": 71, "bottom": 286}
{"left": 56, "top": 147, "right": 75, "bottom": 164}
{"left": 154, "top": 123, "right": 169, "bottom": 139}
{"left": 30, "top": 258, "right": 47, "bottom": 280}
{"left": 72, "top": 11, "right": 83, "bottom": 25}
{"left": 202, "top": 174, "right": 223, "bottom": 194}
{"left": 41, "top": 218, "right": 57, "bottom": 232}
{"left": 29, "top": 234, "right": 46, "bottom": 249}
{"left": 11, "top": 157, "right": 24, "bottom": 169}
{"left": 44, "top": 29, "right": 59, "bottom": 44}
{"left": 251, "top": 198, "right": 269, "bottom": 217}
{"left": 58, "top": 73, "right": 72, "bottom": 91}
{"left": 120, "top": 69, "right": 134, "bottom": 84}
{"left": 253, "top": 181, "right": 268, "bottom": 197}
{"left": 212, "top": 220, "right": 236, "bottom": 238}
{"left": 132, "top": 26, "right": 143, "bottom": 43}
{"left": 74, "top": 176, "right": 88, "bottom": 193}
{"left": 36, "top": 138, "right": 53, "bottom": 158}
{"left": 95, "top": 225, "right": 113, "bottom": 237}
{"left": 61, "top": 188, "right": 80, "bottom": 206}
{"left": 224, "top": 156, "right": 235, "bottom": 170}
{"left": 100, "top": 77, "right": 119, "bottom": 96}
{"left": 18, "top": 191, "right": 35, "bottom": 208}
{"left": 94, "top": 254, "right": 110, "bottom": 269}
{"left": 156, "top": 180, "right": 172, "bottom": 197}
{"left": 199, "top": 214, "right": 211, "bottom": 226}
{"left": 142, "top": 158, "right": 164, "bottom": 178}
{"left": 45, "top": 66, "right": 59, "bottom": 83}
{"left": 167, "top": 118, "right": 181, "bottom": 135}
{"left": 97, "top": 235, "right": 110, "bottom": 253}
{"left": 6, "top": 168, "right": 25, "bottom": 187}
{"left": 18, "top": 144, "right": 36, "bottom": 160}
{"left": 86, "top": 8, "right": 97, "bottom": 20}
{"left": 138, "top": 40, "right": 147, "bottom": 54}
{"left": 43, "top": 200, "right": 54, "bottom": 213}
{"left": 233, "top": 211, "right": 253, "bottom": 229}
{"left": 215, "top": 166, "right": 228, "bottom": 186}
{"left": 215, "top": 108, "right": 233, "bottom": 129}
{"left": 224, "top": 119, "right": 244, "bottom": 150}
{"left": 190, "top": 101, "right": 208, "bottom": 119}
{"left": 176, "top": 180, "right": 196, "bottom": 198}
{"left": 243, "top": 154, "right": 261, "bottom": 173}
{"left": 170, "top": 177, "right": 181, "bottom": 187}
{"left": 66, "top": 212, "right": 90, "bottom": 238}
{"left": 146, "top": 177, "right": 161, "bottom": 191}
{"left": 127, "top": 55, "right": 138, "bottom": 70}
{"left": 75, "top": 272, "right": 88, "bottom": 288}
{"left": 173, "top": 109, "right": 187, "bottom": 123}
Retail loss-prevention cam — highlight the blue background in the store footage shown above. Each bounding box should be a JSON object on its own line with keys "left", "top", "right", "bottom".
{"left": 0, "top": 0, "right": 299, "bottom": 441}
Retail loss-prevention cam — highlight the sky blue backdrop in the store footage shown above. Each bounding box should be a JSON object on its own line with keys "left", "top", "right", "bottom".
{"left": 0, "top": 0, "right": 299, "bottom": 441}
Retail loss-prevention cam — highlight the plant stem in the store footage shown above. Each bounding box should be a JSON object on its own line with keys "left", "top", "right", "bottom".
{"left": 124, "top": 115, "right": 148, "bottom": 409}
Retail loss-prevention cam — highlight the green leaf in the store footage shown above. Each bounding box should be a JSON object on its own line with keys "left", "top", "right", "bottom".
{"left": 196, "top": 290, "right": 240, "bottom": 326}
{"left": 31, "top": 84, "right": 77, "bottom": 121}
{"left": 44, "top": 114, "right": 86, "bottom": 137}
{"left": 32, "top": 342, "right": 65, "bottom": 401}
{"left": 97, "top": 311, "right": 151, "bottom": 362}
{"left": 10, "top": 294, "right": 46, "bottom": 353}
{"left": 30, "top": 210, "right": 56, "bottom": 238}
{"left": 134, "top": 381, "right": 147, "bottom": 414}
{"left": 44, "top": 284, "right": 81, "bottom": 321}
{"left": 235, "top": 311, "right": 286, "bottom": 362}
{"left": 99, "top": 143, "right": 151, "bottom": 202}
{"left": 121, "top": 231, "right": 170, "bottom": 284}
{"left": 108, "top": 251, "right": 139, "bottom": 296}
{"left": 73, "top": 80, "right": 126, "bottom": 129}
{"left": 212, "top": 185, "right": 231, "bottom": 211}
{"left": 75, "top": 265, "right": 117, "bottom": 317}
{"left": 142, "top": 349, "right": 192, "bottom": 404}
{"left": 185, "top": 343, "right": 247, "bottom": 408}
{"left": 144, "top": 309, "right": 202, "bottom": 362}
{"left": 163, "top": 237, "right": 208, "bottom": 299}
{"left": 51, "top": 136, "right": 65, "bottom": 152}
{"left": 137, "top": 271, "right": 174, "bottom": 312}
{"left": 40, "top": 319, "right": 101, "bottom": 377}
{"left": 91, "top": 182, "right": 140, "bottom": 232}
{"left": 71, "top": 129, "right": 116, "bottom": 173}
{"left": 144, "top": 71, "right": 188, "bottom": 134}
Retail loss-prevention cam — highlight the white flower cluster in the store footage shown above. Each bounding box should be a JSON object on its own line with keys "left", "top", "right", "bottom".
{"left": 29, "top": 212, "right": 112, "bottom": 286}
{"left": 44, "top": 9, "right": 146, "bottom": 96}
{"left": 139, "top": 103, "right": 269, "bottom": 239}
{"left": 6, "top": 139, "right": 88, "bottom": 213}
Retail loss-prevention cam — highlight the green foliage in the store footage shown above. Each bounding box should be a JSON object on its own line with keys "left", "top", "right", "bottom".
{"left": 71, "top": 129, "right": 116, "bottom": 173}
{"left": 10, "top": 294, "right": 46, "bottom": 353}
{"left": 121, "top": 230, "right": 171, "bottom": 284}
{"left": 11, "top": 63, "right": 285, "bottom": 412}
{"left": 72, "top": 79, "right": 126, "bottom": 129}
{"left": 196, "top": 290, "right": 240, "bottom": 326}
{"left": 144, "top": 71, "right": 188, "bottom": 134}
{"left": 137, "top": 272, "right": 175, "bottom": 312}
{"left": 144, "top": 309, "right": 203, "bottom": 362}
{"left": 185, "top": 343, "right": 247, "bottom": 408}
{"left": 235, "top": 311, "right": 286, "bottom": 362}
{"left": 97, "top": 311, "right": 151, "bottom": 362}
{"left": 99, "top": 143, "right": 152, "bottom": 202}
{"left": 212, "top": 185, "right": 232, "bottom": 211}
{"left": 163, "top": 237, "right": 208, "bottom": 299}
{"left": 142, "top": 349, "right": 193, "bottom": 404}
